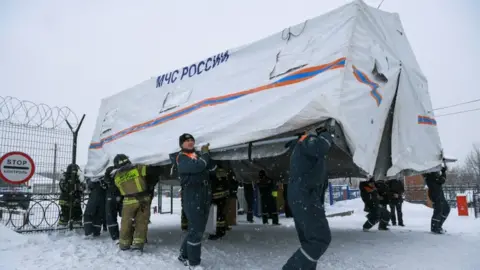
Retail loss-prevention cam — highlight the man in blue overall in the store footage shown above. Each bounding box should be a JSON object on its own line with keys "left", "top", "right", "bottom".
{"left": 283, "top": 122, "right": 334, "bottom": 270}
{"left": 176, "top": 133, "right": 215, "bottom": 270}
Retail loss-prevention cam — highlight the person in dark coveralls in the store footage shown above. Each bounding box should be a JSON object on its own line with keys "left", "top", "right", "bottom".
{"left": 424, "top": 165, "right": 450, "bottom": 234}
{"left": 375, "top": 179, "right": 391, "bottom": 225}
{"left": 257, "top": 170, "right": 280, "bottom": 225}
{"left": 176, "top": 133, "right": 214, "bottom": 269}
{"left": 360, "top": 178, "right": 390, "bottom": 231}
{"left": 180, "top": 194, "right": 188, "bottom": 231}
{"left": 282, "top": 125, "right": 334, "bottom": 270}
{"left": 208, "top": 166, "right": 230, "bottom": 240}
{"left": 104, "top": 166, "right": 122, "bottom": 241}
{"left": 112, "top": 154, "right": 164, "bottom": 252}
{"left": 83, "top": 176, "right": 107, "bottom": 237}
{"left": 58, "top": 164, "right": 86, "bottom": 226}
{"left": 388, "top": 178, "right": 405, "bottom": 226}
{"left": 243, "top": 181, "right": 255, "bottom": 223}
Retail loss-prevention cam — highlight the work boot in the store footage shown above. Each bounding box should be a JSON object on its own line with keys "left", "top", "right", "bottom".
{"left": 431, "top": 228, "right": 446, "bottom": 234}
{"left": 398, "top": 222, "right": 404, "bottom": 227}
{"left": 131, "top": 245, "right": 144, "bottom": 252}
{"left": 378, "top": 225, "right": 389, "bottom": 231}
{"left": 247, "top": 212, "right": 253, "bottom": 223}
{"left": 178, "top": 255, "right": 188, "bottom": 266}
{"left": 119, "top": 245, "right": 130, "bottom": 251}
{"left": 208, "top": 229, "right": 226, "bottom": 240}
{"left": 271, "top": 213, "right": 280, "bottom": 225}
{"left": 262, "top": 215, "right": 269, "bottom": 225}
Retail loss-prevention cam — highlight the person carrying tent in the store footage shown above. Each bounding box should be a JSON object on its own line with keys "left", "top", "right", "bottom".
{"left": 375, "top": 179, "right": 391, "bottom": 226}
{"left": 112, "top": 154, "right": 164, "bottom": 252}
{"left": 226, "top": 168, "right": 239, "bottom": 229}
{"left": 257, "top": 170, "right": 280, "bottom": 225}
{"left": 282, "top": 121, "right": 334, "bottom": 270}
{"left": 176, "top": 133, "right": 215, "bottom": 269}
{"left": 83, "top": 175, "right": 107, "bottom": 237}
{"left": 58, "top": 164, "right": 86, "bottom": 227}
{"left": 208, "top": 165, "right": 230, "bottom": 240}
{"left": 104, "top": 165, "right": 122, "bottom": 241}
{"left": 360, "top": 177, "right": 390, "bottom": 231}
{"left": 424, "top": 164, "right": 450, "bottom": 234}
{"left": 388, "top": 178, "right": 405, "bottom": 226}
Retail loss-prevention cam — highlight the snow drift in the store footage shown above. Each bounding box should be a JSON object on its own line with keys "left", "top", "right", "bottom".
{"left": 85, "top": 0, "right": 442, "bottom": 181}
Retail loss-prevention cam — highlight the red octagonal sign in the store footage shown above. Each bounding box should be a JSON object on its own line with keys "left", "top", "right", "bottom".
{"left": 0, "top": 152, "right": 36, "bottom": 185}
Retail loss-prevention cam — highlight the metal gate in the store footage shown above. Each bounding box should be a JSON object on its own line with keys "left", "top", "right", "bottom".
{"left": 0, "top": 96, "right": 85, "bottom": 232}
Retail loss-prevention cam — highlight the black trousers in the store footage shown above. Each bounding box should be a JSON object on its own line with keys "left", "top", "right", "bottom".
{"left": 363, "top": 204, "right": 390, "bottom": 229}
{"left": 427, "top": 183, "right": 450, "bottom": 231}
{"left": 244, "top": 184, "right": 254, "bottom": 222}
{"left": 260, "top": 189, "right": 278, "bottom": 224}
{"left": 105, "top": 190, "right": 121, "bottom": 240}
{"left": 389, "top": 201, "right": 403, "bottom": 225}
{"left": 83, "top": 183, "right": 106, "bottom": 236}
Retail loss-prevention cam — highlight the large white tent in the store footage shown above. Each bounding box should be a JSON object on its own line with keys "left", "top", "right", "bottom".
{"left": 85, "top": 0, "right": 442, "bottom": 182}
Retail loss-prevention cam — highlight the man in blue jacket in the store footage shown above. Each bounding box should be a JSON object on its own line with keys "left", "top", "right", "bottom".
{"left": 424, "top": 165, "right": 450, "bottom": 234}
{"left": 283, "top": 122, "right": 334, "bottom": 270}
{"left": 176, "top": 133, "right": 215, "bottom": 269}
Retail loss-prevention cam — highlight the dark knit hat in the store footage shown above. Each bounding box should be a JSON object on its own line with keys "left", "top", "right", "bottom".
{"left": 179, "top": 133, "right": 195, "bottom": 146}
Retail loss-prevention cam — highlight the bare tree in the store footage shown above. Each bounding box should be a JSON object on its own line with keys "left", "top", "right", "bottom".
{"left": 464, "top": 144, "right": 480, "bottom": 185}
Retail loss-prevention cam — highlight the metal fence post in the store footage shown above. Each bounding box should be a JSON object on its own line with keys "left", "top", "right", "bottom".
{"left": 346, "top": 185, "right": 350, "bottom": 200}
{"left": 170, "top": 185, "right": 174, "bottom": 214}
{"left": 158, "top": 184, "right": 163, "bottom": 213}
{"left": 66, "top": 114, "right": 85, "bottom": 230}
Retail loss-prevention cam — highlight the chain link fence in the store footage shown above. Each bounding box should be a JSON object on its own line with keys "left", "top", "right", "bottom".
{"left": 0, "top": 96, "right": 85, "bottom": 232}
{"left": 405, "top": 184, "right": 480, "bottom": 209}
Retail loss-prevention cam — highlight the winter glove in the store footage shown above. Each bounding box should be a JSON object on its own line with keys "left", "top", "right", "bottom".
{"left": 86, "top": 179, "right": 95, "bottom": 191}
{"left": 306, "top": 127, "right": 319, "bottom": 137}
{"left": 201, "top": 143, "right": 210, "bottom": 154}
{"left": 105, "top": 166, "right": 114, "bottom": 179}
{"left": 100, "top": 180, "right": 108, "bottom": 190}
{"left": 326, "top": 118, "right": 337, "bottom": 134}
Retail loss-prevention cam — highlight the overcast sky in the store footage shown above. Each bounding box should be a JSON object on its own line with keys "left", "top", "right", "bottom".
{"left": 1, "top": 0, "right": 479, "bottom": 167}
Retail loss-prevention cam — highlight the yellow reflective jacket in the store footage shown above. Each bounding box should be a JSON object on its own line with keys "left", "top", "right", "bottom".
{"left": 114, "top": 165, "right": 148, "bottom": 197}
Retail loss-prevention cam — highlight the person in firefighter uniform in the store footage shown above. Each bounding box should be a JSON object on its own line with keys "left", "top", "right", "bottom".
{"left": 226, "top": 168, "right": 238, "bottom": 230}
{"left": 208, "top": 166, "right": 230, "bottom": 240}
{"left": 424, "top": 165, "right": 450, "bottom": 234}
{"left": 282, "top": 125, "right": 334, "bottom": 270}
{"left": 360, "top": 177, "right": 390, "bottom": 231}
{"left": 176, "top": 133, "right": 214, "bottom": 269}
{"left": 104, "top": 166, "right": 122, "bottom": 241}
{"left": 257, "top": 170, "right": 279, "bottom": 225}
{"left": 58, "top": 164, "right": 86, "bottom": 226}
{"left": 83, "top": 175, "right": 107, "bottom": 237}
{"left": 112, "top": 154, "right": 164, "bottom": 252}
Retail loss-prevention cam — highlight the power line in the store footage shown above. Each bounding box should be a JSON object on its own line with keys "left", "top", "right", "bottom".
{"left": 430, "top": 98, "right": 480, "bottom": 112}
{"left": 435, "top": 107, "right": 480, "bottom": 118}
{"left": 377, "top": 0, "right": 386, "bottom": 9}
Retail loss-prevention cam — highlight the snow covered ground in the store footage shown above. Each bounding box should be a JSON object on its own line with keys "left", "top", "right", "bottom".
{"left": 1, "top": 198, "right": 479, "bottom": 270}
